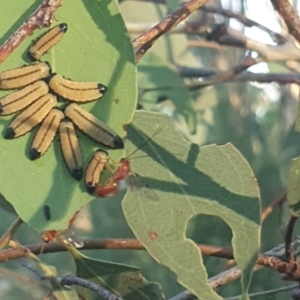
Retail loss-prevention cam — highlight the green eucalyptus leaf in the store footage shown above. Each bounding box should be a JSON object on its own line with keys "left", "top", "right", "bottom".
{"left": 122, "top": 111, "right": 261, "bottom": 300}
{"left": 0, "top": 0, "right": 136, "bottom": 232}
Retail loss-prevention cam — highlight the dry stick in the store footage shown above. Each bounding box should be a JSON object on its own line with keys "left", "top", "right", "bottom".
{"left": 200, "top": 5, "right": 285, "bottom": 43}
{"left": 127, "top": 21, "right": 207, "bottom": 35}
{"left": 0, "top": 0, "right": 62, "bottom": 64}
{"left": 135, "top": 0, "right": 285, "bottom": 43}
{"left": 270, "top": 0, "right": 300, "bottom": 44}
{"left": 3, "top": 237, "right": 300, "bottom": 297}
{"left": 3, "top": 237, "right": 300, "bottom": 279}
{"left": 224, "top": 284, "right": 298, "bottom": 300}
{"left": 261, "top": 191, "right": 287, "bottom": 222}
{"left": 143, "top": 70, "right": 300, "bottom": 93}
{"left": 0, "top": 217, "right": 23, "bottom": 249}
{"left": 169, "top": 238, "right": 300, "bottom": 300}
{"left": 23, "top": 263, "right": 123, "bottom": 300}
{"left": 60, "top": 275, "right": 122, "bottom": 300}
{"left": 171, "top": 284, "right": 299, "bottom": 300}
{"left": 285, "top": 216, "right": 298, "bottom": 262}
{"left": 0, "top": 239, "right": 234, "bottom": 262}
{"left": 133, "top": 0, "right": 209, "bottom": 62}
{"left": 187, "top": 56, "right": 258, "bottom": 91}
{"left": 187, "top": 71, "right": 300, "bottom": 90}
{"left": 147, "top": 69, "right": 300, "bottom": 89}
{"left": 206, "top": 23, "right": 300, "bottom": 62}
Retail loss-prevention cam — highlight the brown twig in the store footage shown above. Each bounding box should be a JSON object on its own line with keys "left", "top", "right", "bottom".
{"left": 270, "top": 0, "right": 300, "bottom": 44}
{"left": 261, "top": 191, "right": 287, "bottom": 222}
{"left": 2, "top": 237, "right": 300, "bottom": 283}
{"left": 2, "top": 237, "right": 300, "bottom": 282}
{"left": 0, "top": 238, "right": 234, "bottom": 262}
{"left": 0, "top": 0, "right": 62, "bottom": 64}
{"left": 201, "top": 5, "right": 285, "bottom": 43}
{"left": 133, "top": 0, "right": 209, "bottom": 62}
{"left": 126, "top": 21, "right": 207, "bottom": 35}
{"left": 0, "top": 217, "right": 23, "bottom": 250}
{"left": 140, "top": 70, "right": 300, "bottom": 94}
{"left": 206, "top": 23, "right": 300, "bottom": 62}
{"left": 170, "top": 239, "right": 300, "bottom": 300}
{"left": 187, "top": 56, "right": 258, "bottom": 90}
{"left": 186, "top": 71, "right": 300, "bottom": 90}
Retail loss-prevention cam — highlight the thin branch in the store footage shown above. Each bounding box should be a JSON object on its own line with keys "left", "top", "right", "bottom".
{"left": 0, "top": 217, "right": 23, "bottom": 249}
{"left": 270, "top": 0, "right": 300, "bottom": 44}
{"left": 188, "top": 71, "right": 300, "bottom": 90}
{"left": 0, "top": 0, "right": 62, "bottom": 64}
{"left": 60, "top": 275, "right": 122, "bottom": 300}
{"left": 23, "top": 264, "right": 122, "bottom": 300}
{"left": 207, "top": 23, "right": 300, "bottom": 62}
{"left": 224, "top": 284, "right": 298, "bottom": 300}
{"left": 187, "top": 56, "right": 258, "bottom": 90}
{"left": 0, "top": 238, "right": 234, "bottom": 262}
{"left": 285, "top": 216, "right": 298, "bottom": 262}
{"left": 261, "top": 191, "right": 287, "bottom": 222}
{"left": 4, "top": 236, "right": 300, "bottom": 283}
{"left": 170, "top": 238, "right": 300, "bottom": 300}
{"left": 201, "top": 5, "right": 285, "bottom": 43}
{"left": 126, "top": 21, "right": 207, "bottom": 35}
{"left": 133, "top": 0, "right": 209, "bottom": 62}
{"left": 140, "top": 70, "right": 300, "bottom": 95}
{"left": 291, "top": 285, "right": 300, "bottom": 300}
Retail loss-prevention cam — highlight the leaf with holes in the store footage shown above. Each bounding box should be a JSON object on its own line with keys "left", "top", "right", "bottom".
{"left": 122, "top": 111, "right": 261, "bottom": 300}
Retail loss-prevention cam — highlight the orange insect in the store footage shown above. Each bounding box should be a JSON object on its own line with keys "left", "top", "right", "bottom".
{"left": 94, "top": 158, "right": 131, "bottom": 197}
{"left": 41, "top": 211, "right": 79, "bottom": 243}
{"left": 94, "top": 131, "right": 159, "bottom": 199}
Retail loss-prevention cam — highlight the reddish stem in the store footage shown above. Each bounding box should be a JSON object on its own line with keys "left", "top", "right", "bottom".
{"left": 0, "top": 0, "right": 62, "bottom": 64}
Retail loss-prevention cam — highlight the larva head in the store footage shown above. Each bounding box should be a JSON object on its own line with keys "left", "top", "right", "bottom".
{"left": 46, "top": 73, "right": 57, "bottom": 84}
{"left": 29, "top": 148, "right": 42, "bottom": 160}
{"left": 59, "top": 23, "right": 68, "bottom": 33}
{"left": 4, "top": 127, "right": 15, "bottom": 139}
{"left": 71, "top": 167, "right": 83, "bottom": 181}
{"left": 97, "top": 84, "right": 107, "bottom": 95}
{"left": 86, "top": 182, "right": 97, "bottom": 194}
{"left": 113, "top": 135, "right": 124, "bottom": 149}
{"left": 43, "top": 61, "right": 52, "bottom": 75}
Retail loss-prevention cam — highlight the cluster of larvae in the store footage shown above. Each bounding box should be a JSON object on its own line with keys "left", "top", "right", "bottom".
{"left": 0, "top": 23, "right": 124, "bottom": 184}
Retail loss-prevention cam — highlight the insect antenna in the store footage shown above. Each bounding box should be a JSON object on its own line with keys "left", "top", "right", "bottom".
{"left": 126, "top": 129, "right": 161, "bottom": 160}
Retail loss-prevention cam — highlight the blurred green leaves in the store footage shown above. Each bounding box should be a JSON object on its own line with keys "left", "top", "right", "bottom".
{"left": 138, "top": 52, "right": 197, "bottom": 133}
{"left": 75, "top": 253, "right": 165, "bottom": 300}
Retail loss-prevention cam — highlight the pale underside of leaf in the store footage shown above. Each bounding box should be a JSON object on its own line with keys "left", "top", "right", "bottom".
{"left": 122, "top": 111, "right": 261, "bottom": 300}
